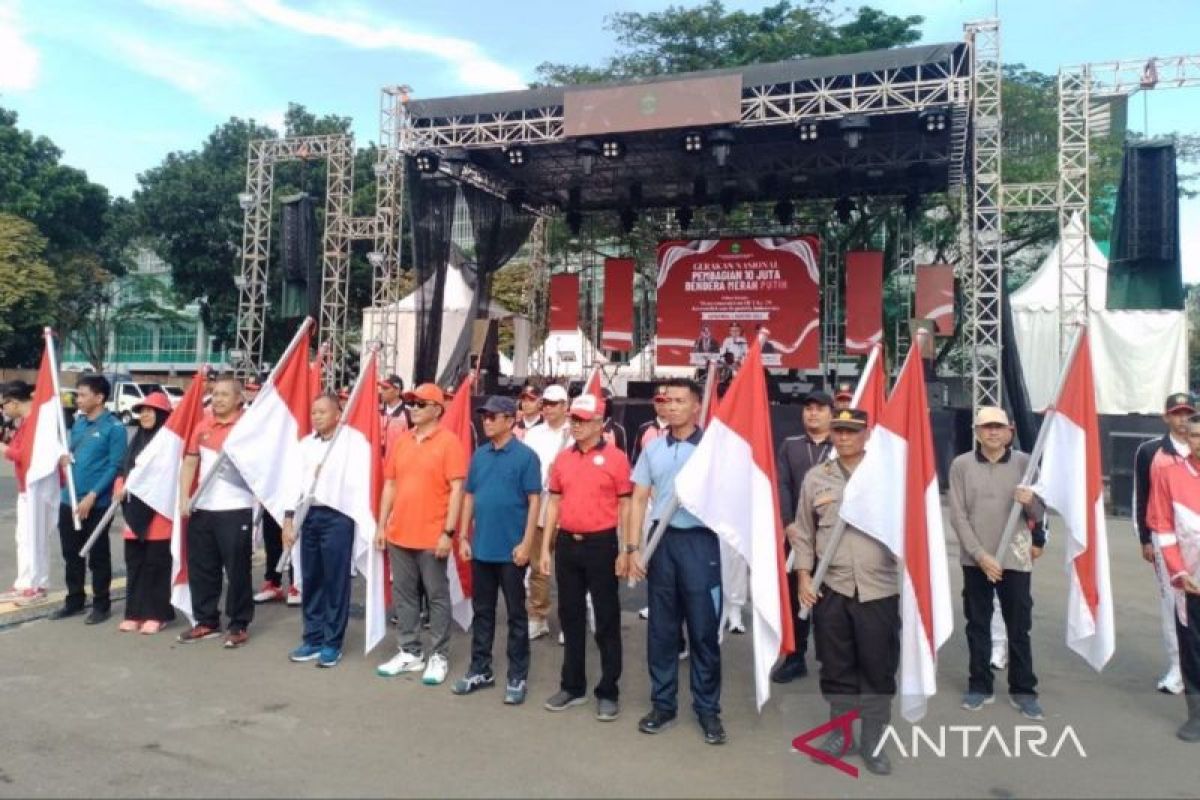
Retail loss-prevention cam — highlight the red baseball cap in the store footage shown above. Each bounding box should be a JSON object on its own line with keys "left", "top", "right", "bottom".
{"left": 132, "top": 392, "right": 173, "bottom": 414}
{"left": 569, "top": 393, "right": 605, "bottom": 421}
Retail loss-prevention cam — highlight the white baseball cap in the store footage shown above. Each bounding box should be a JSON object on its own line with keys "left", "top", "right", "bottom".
{"left": 541, "top": 384, "right": 569, "bottom": 403}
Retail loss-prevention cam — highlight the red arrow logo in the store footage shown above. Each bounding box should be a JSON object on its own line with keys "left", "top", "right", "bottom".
{"left": 791, "top": 710, "right": 860, "bottom": 779}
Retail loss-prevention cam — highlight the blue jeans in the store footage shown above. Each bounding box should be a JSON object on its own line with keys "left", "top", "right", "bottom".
{"left": 300, "top": 506, "right": 354, "bottom": 650}
{"left": 647, "top": 526, "right": 722, "bottom": 717}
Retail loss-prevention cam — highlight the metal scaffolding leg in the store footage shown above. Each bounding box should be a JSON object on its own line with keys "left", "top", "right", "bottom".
{"left": 233, "top": 141, "right": 275, "bottom": 379}
{"left": 1057, "top": 66, "right": 1092, "bottom": 352}
{"left": 320, "top": 137, "right": 354, "bottom": 386}
{"left": 965, "top": 19, "right": 1004, "bottom": 411}
{"left": 524, "top": 216, "right": 550, "bottom": 375}
{"left": 819, "top": 224, "right": 843, "bottom": 374}
{"left": 893, "top": 214, "right": 916, "bottom": 356}
{"left": 371, "top": 86, "right": 409, "bottom": 378}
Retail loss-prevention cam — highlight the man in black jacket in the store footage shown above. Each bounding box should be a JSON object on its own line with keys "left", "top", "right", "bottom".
{"left": 771, "top": 389, "right": 834, "bottom": 683}
{"left": 1134, "top": 391, "right": 1195, "bottom": 695}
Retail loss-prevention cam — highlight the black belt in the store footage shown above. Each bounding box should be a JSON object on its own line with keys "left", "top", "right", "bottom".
{"left": 558, "top": 527, "right": 617, "bottom": 541}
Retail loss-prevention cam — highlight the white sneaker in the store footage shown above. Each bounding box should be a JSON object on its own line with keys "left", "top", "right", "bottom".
{"left": 557, "top": 631, "right": 564, "bottom": 646}
{"left": 990, "top": 648, "right": 1008, "bottom": 670}
{"left": 638, "top": 606, "right": 649, "bottom": 620}
{"left": 422, "top": 653, "right": 449, "bottom": 685}
{"left": 286, "top": 586, "right": 302, "bottom": 607}
{"left": 726, "top": 605, "right": 746, "bottom": 635}
{"left": 528, "top": 619, "right": 550, "bottom": 640}
{"left": 376, "top": 650, "right": 424, "bottom": 677}
{"left": 1158, "top": 664, "right": 1184, "bottom": 695}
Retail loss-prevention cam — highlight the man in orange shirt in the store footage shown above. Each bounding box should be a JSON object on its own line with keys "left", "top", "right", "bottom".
{"left": 374, "top": 383, "right": 468, "bottom": 686}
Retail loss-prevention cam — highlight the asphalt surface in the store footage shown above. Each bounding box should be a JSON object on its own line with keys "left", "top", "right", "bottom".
{"left": 0, "top": 460, "right": 1197, "bottom": 798}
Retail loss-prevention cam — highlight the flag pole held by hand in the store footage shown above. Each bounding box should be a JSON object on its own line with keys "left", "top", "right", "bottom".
{"left": 44, "top": 328, "right": 81, "bottom": 530}
{"left": 78, "top": 501, "right": 120, "bottom": 558}
{"left": 797, "top": 518, "right": 847, "bottom": 621}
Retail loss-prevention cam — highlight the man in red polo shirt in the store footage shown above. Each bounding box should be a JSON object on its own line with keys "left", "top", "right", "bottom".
{"left": 177, "top": 378, "right": 257, "bottom": 648}
{"left": 538, "top": 393, "right": 633, "bottom": 721}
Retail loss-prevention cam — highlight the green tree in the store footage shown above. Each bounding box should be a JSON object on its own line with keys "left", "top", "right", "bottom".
{"left": 0, "top": 213, "right": 58, "bottom": 363}
{"left": 534, "top": 1, "right": 922, "bottom": 85}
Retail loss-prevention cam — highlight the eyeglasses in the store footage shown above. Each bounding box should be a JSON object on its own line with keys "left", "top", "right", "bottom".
{"left": 481, "top": 412, "right": 510, "bottom": 422}
{"left": 977, "top": 423, "right": 1008, "bottom": 430}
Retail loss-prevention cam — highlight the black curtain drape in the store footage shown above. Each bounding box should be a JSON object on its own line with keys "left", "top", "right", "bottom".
{"left": 407, "top": 157, "right": 458, "bottom": 384}
{"left": 436, "top": 189, "right": 534, "bottom": 386}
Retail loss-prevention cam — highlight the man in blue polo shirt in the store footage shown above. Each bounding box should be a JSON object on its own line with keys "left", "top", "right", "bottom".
{"left": 454, "top": 395, "right": 543, "bottom": 705}
{"left": 629, "top": 377, "right": 726, "bottom": 745}
{"left": 51, "top": 374, "right": 127, "bottom": 624}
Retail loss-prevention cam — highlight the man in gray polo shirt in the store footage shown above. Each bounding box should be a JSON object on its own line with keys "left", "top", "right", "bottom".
{"left": 948, "top": 406, "right": 1047, "bottom": 720}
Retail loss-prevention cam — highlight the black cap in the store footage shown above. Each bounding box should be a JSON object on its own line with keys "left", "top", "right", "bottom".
{"left": 803, "top": 390, "right": 833, "bottom": 408}
{"left": 478, "top": 395, "right": 517, "bottom": 416}
{"left": 1165, "top": 392, "right": 1195, "bottom": 414}
{"left": 830, "top": 408, "right": 869, "bottom": 430}
{"left": 381, "top": 374, "right": 404, "bottom": 391}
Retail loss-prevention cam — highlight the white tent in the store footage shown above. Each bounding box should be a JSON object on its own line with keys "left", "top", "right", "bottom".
{"left": 362, "top": 263, "right": 530, "bottom": 387}
{"left": 1011, "top": 218, "right": 1188, "bottom": 415}
{"left": 528, "top": 329, "right": 597, "bottom": 379}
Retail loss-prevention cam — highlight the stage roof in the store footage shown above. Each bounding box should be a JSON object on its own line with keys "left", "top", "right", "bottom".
{"left": 404, "top": 42, "right": 971, "bottom": 212}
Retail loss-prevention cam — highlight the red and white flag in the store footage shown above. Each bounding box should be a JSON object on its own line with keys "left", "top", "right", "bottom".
{"left": 441, "top": 373, "right": 476, "bottom": 632}
{"left": 124, "top": 373, "right": 208, "bottom": 622}
{"left": 700, "top": 360, "right": 720, "bottom": 426}
{"left": 1033, "top": 330, "right": 1114, "bottom": 670}
{"left": 674, "top": 339, "right": 794, "bottom": 709}
{"left": 582, "top": 365, "right": 604, "bottom": 405}
{"left": 309, "top": 354, "right": 386, "bottom": 653}
{"left": 853, "top": 343, "right": 887, "bottom": 429}
{"left": 838, "top": 338, "right": 953, "bottom": 722}
{"left": 223, "top": 319, "right": 314, "bottom": 525}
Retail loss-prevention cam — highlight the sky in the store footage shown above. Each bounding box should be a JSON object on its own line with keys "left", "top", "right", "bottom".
{"left": 2, "top": 0, "right": 1198, "bottom": 274}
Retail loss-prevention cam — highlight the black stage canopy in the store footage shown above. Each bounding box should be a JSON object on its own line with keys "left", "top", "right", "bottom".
{"left": 405, "top": 42, "right": 969, "bottom": 212}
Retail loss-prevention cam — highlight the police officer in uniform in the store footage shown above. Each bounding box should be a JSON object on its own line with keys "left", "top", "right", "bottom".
{"left": 789, "top": 408, "right": 898, "bottom": 776}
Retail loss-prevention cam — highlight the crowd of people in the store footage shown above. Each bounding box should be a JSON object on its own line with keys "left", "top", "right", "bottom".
{"left": 1, "top": 371, "right": 1199, "bottom": 773}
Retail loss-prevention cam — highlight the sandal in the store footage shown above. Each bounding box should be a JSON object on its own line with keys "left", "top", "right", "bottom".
{"left": 140, "top": 620, "right": 166, "bottom": 635}
{"left": 119, "top": 619, "right": 142, "bottom": 632}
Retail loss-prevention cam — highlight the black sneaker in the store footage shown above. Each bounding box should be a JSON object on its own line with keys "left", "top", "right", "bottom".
{"left": 48, "top": 605, "right": 84, "bottom": 621}
{"left": 451, "top": 672, "right": 496, "bottom": 695}
{"left": 638, "top": 708, "right": 677, "bottom": 734}
{"left": 810, "top": 729, "right": 858, "bottom": 763}
{"left": 861, "top": 745, "right": 892, "bottom": 776}
{"left": 543, "top": 690, "right": 588, "bottom": 712}
{"left": 770, "top": 655, "right": 808, "bottom": 684}
{"left": 84, "top": 608, "right": 111, "bottom": 625}
{"left": 699, "top": 714, "right": 727, "bottom": 745}
{"left": 596, "top": 698, "right": 620, "bottom": 721}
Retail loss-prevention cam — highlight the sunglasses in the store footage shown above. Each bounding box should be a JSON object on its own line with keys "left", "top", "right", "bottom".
{"left": 480, "top": 411, "right": 510, "bottom": 422}
{"left": 411, "top": 400, "right": 438, "bottom": 410}
{"left": 568, "top": 416, "right": 594, "bottom": 425}
{"left": 541, "top": 400, "right": 565, "bottom": 407}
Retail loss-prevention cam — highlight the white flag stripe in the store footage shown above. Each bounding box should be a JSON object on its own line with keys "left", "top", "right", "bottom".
{"left": 27, "top": 396, "right": 65, "bottom": 485}
{"left": 675, "top": 417, "right": 783, "bottom": 710}
{"left": 224, "top": 382, "right": 305, "bottom": 524}
{"left": 125, "top": 429, "right": 185, "bottom": 519}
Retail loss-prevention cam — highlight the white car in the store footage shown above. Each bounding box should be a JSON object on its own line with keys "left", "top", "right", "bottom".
{"left": 162, "top": 385, "right": 185, "bottom": 409}
{"left": 108, "top": 381, "right": 166, "bottom": 424}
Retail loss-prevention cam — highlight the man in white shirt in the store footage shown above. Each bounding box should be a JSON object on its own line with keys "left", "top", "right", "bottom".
{"left": 522, "top": 384, "right": 572, "bottom": 639}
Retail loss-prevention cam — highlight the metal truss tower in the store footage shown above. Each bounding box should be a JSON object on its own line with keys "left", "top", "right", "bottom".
{"left": 964, "top": 19, "right": 1004, "bottom": 411}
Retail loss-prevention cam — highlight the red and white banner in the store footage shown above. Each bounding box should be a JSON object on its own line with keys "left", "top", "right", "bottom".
{"left": 845, "top": 251, "right": 883, "bottom": 354}
{"left": 838, "top": 338, "right": 953, "bottom": 722}
{"left": 602, "top": 258, "right": 634, "bottom": 352}
{"left": 853, "top": 343, "right": 888, "bottom": 428}
{"left": 311, "top": 354, "right": 387, "bottom": 653}
{"left": 223, "top": 319, "right": 314, "bottom": 525}
{"left": 656, "top": 237, "right": 820, "bottom": 369}
{"left": 915, "top": 264, "right": 955, "bottom": 335}
{"left": 674, "top": 338, "right": 794, "bottom": 709}
{"left": 442, "top": 373, "right": 476, "bottom": 632}
{"left": 1033, "top": 331, "right": 1115, "bottom": 670}
{"left": 548, "top": 274, "right": 580, "bottom": 335}
{"left": 125, "top": 373, "right": 208, "bottom": 622}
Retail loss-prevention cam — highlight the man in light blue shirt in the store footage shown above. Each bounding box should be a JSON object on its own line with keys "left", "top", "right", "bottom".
{"left": 629, "top": 378, "right": 725, "bottom": 745}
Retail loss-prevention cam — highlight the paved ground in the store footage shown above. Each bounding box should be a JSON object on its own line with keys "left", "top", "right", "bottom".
{"left": 1, "top": 460, "right": 1198, "bottom": 798}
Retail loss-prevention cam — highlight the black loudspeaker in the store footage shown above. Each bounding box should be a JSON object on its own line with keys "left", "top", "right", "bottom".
{"left": 626, "top": 381, "right": 660, "bottom": 400}
{"left": 280, "top": 193, "right": 320, "bottom": 319}
{"left": 1108, "top": 142, "right": 1183, "bottom": 310}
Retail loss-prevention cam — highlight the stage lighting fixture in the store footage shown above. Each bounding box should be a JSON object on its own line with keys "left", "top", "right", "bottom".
{"left": 506, "top": 146, "right": 527, "bottom": 167}
{"left": 682, "top": 131, "right": 704, "bottom": 154}
{"left": 708, "top": 128, "right": 735, "bottom": 168}
{"left": 237, "top": 192, "right": 257, "bottom": 211}
{"left": 675, "top": 205, "right": 694, "bottom": 231}
{"left": 414, "top": 151, "right": 440, "bottom": 173}
{"left": 372, "top": 160, "right": 390, "bottom": 178}
{"left": 773, "top": 198, "right": 795, "bottom": 226}
{"left": 834, "top": 197, "right": 856, "bottom": 224}
{"left": 366, "top": 251, "right": 384, "bottom": 268}
{"left": 565, "top": 209, "right": 583, "bottom": 235}
{"left": 601, "top": 139, "right": 624, "bottom": 160}
{"left": 576, "top": 139, "right": 601, "bottom": 176}
{"left": 233, "top": 274, "right": 247, "bottom": 289}
{"left": 619, "top": 207, "right": 638, "bottom": 233}
{"left": 797, "top": 122, "right": 819, "bottom": 142}
{"left": 838, "top": 115, "right": 869, "bottom": 149}
{"left": 919, "top": 109, "right": 948, "bottom": 134}
{"left": 441, "top": 147, "right": 469, "bottom": 177}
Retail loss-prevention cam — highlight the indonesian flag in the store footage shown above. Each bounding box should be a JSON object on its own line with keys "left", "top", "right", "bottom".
{"left": 675, "top": 338, "right": 794, "bottom": 710}
{"left": 441, "top": 373, "right": 476, "bottom": 632}
{"left": 1033, "top": 330, "right": 1114, "bottom": 670}
{"left": 309, "top": 354, "right": 386, "bottom": 653}
{"left": 223, "top": 319, "right": 314, "bottom": 525}
{"left": 124, "top": 372, "right": 207, "bottom": 622}
{"left": 582, "top": 365, "right": 604, "bottom": 405}
{"left": 12, "top": 334, "right": 67, "bottom": 492}
{"left": 838, "top": 339, "right": 953, "bottom": 723}
{"left": 700, "top": 360, "right": 720, "bottom": 426}
{"left": 853, "top": 343, "right": 887, "bottom": 428}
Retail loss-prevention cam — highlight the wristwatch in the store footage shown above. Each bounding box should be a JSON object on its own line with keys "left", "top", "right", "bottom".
{"left": 622, "top": 544, "right": 639, "bottom": 554}
{"left": 442, "top": 529, "right": 455, "bottom": 538}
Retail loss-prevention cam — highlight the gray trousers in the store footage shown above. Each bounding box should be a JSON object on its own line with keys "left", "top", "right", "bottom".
{"left": 388, "top": 544, "right": 451, "bottom": 658}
